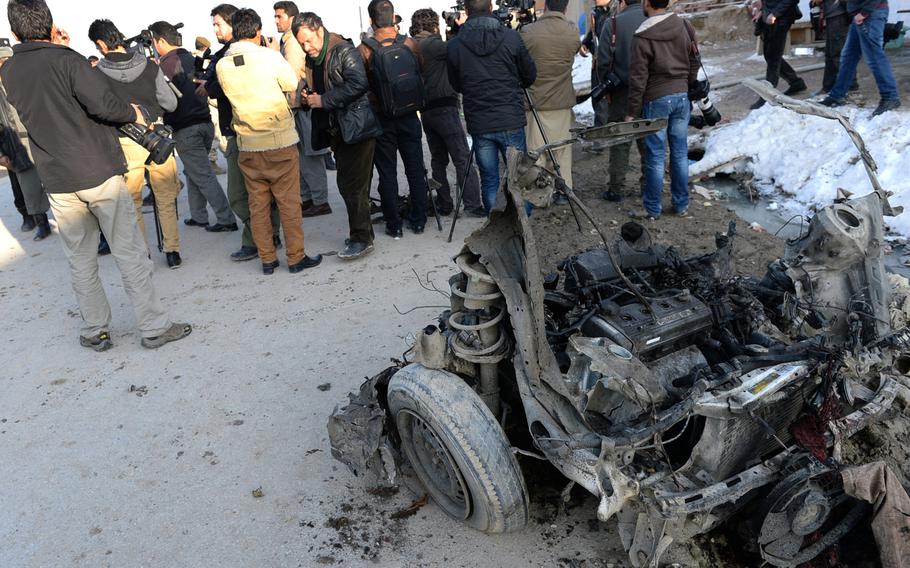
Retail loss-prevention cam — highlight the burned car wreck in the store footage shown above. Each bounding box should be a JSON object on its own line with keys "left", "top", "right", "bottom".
{"left": 329, "top": 134, "right": 910, "bottom": 565}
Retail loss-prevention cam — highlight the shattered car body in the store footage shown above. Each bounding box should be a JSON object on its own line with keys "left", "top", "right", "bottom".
{"left": 329, "top": 126, "right": 910, "bottom": 566}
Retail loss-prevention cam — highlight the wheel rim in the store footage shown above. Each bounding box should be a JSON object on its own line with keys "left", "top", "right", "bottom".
{"left": 397, "top": 409, "right": 472, "bottom": 521}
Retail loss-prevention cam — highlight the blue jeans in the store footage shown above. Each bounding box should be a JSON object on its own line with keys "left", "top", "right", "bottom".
{"left": 473, "top": 128, "right": 527, "bottom": 212}
{"left": 830, "top": 9, "right": 899, "bottom": 101}
{"left": 642, "top": 93, "right": 690, "bottom": 217}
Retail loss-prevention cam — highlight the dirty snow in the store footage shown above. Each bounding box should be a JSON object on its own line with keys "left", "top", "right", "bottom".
{"left": 691, "top": 104, "right": 910, "bottom": 236}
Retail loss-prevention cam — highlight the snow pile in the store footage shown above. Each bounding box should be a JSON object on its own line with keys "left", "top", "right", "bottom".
{"left": 691, "top": 104, "right": 910, "bottom": 235}
{"left": 573, "top": 54, "right": 595, "bottom": 124}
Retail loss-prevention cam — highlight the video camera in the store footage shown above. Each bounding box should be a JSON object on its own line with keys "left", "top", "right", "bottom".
{"left": 125, "top": 23, "right": 183, "bottom": 59}
{"left": 442, "top": 1, "right": 466, "bottom": 35}
{"left": 688, "top": 79, "right": 721, "bottom": 129}
{"left": 494, "top": 0, "right": 536, "bottom": 28}
{"left": 119, "top": 106, "right": 177, "bottom": 165}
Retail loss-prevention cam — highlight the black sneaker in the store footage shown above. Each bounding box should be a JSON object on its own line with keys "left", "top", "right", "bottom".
{"left": 437, "top": 206, "right": 453, "bottom": 216}
{"left": 338, "top": 241, "right": 374, "bottom": 260}
{"left": 20, "top": 213, "right": 36, "bottom": 232}
{"left": 184, "top": 218, "right": 209, "bottom": 227}
{"left": 230, "top": 245, "right": 258, "bottom": 262}
{"left": 385, "top": 226, "right": 403, "bottom": 239}
{"left": 289, "top": 254, "right": 323, "bottom": 273}
{"left": 601, "top": 190, "right": 622, "bottom": 202}
{"left": 98, "top": 238, "right": 111, "bottom": 256}
{"left": 463, "top": 206, "right": 487, "bottom": 218}
{"left": 872, "top": 98, "right": 901, "bottom": 117}
{"left": 783, "top": 79, "right": 807, "bottom": 96}
{"left": 205, "top": 222, "right": 238, "bottom": 233}
{"left": 408, "top": 223, "right": 425, "bottom": 235}
{"left": 80, "top": 330, "right": 113, "bottom": 352}
{"left": 262, "top": 260, "right": 279, "bottom": 275}
{"left": 166, "top": 251, "right": 182, "bottom": 269}
{"left": 818, "top": 96, "right": 846, "bottom": 108}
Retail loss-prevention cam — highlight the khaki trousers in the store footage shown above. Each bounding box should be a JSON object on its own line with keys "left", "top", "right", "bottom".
{"left": 120, "top": 137, "right": 182, "bottom": 252}
{"left": 47, "top": 176, "right": 172, "bottom": 339}
{"left": 525, "top": 108, "right": 574, "bottom": 190}
{"left": 238, "top": 145, "right": 305, "bottom": 265}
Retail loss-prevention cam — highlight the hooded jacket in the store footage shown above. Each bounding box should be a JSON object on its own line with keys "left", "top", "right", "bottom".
{"left": 520, "top": 11, "right": 582, "bottom": 111}
{"left": 446, "top": 12, "right": 537, "bottom": 135}
{"left": 1, "top": 41, "right": 134, "bottom": 193}
{"left": 627, "top": 13, "right": 699, "bottom": 118}
{"left": 96, "top": 50, "right": 177, "bottom": 123}
{"left": 158, "top": 47, "right": 213, "bottom": 132}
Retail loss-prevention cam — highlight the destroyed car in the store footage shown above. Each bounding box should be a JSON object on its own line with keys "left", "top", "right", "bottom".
{"left": 329, "top": 119, "right": 910, "bottom": 567}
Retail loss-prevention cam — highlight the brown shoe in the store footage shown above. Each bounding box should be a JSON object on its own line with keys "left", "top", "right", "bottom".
{"left": 302, "top": 203, "right": 332, "bottom": 218}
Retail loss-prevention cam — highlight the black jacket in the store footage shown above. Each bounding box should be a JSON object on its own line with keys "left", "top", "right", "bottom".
{"left": 305, "top": 32, "right": 381, "bottom": 150}
{"left": 0, "top": 42, "right": 133, "bottom": 193}
{"left": 447, "top": 13, "right": 537, "bottom": 135}
{"left": 158, "top": 48, "right": 213, "bottom": 132}
{"left": 202, "top": 42, "right": 235, "bottom": 137}
{"left": 413, "top": 31, "right": 457, "bottom": 108}
{"left": 764, "top": 0, "right": 803, "bottom": 23}
{"left": 596, "top": 3, "right": 647, "bottom": 86}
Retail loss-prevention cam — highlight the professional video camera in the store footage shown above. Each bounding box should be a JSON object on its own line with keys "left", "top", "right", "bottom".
{"left": 125, "top": 23, "right": 183, "bottom": 59}
{"left": 495, "top": 0, "right": 536, "bottom": 28}
{"left": 442, "top": 0, "right": 466, "bottom": 35}
{"left": 119, "top": 107, "right": 177, "bottom": 165}
{"left": 688, "top": 78, "right": 721, "bottom": 129}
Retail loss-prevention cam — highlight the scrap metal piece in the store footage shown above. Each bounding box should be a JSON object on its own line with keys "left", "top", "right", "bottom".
{"left": 572, "top": 118, "right": 668, "bottom": 148}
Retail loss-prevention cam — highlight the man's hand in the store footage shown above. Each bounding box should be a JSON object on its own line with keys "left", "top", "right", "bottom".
{"left": 264, "top": 36, "right": 280, "bottom": 51}
{"left": 579, "top": 45, "right": 590, "bottom": 57}
{"left": 766, "top": 14, "right": 777, "bottom": 25}
{"left": 854, "top": 13, "right": 867, "bottom": 25}
{"left": 624, "top": 115, "right": 635, "bottom": 122}
{"left": 52, "top": 27, "right": 71, "bottom": 46}
{"left": 194, "top": 80, "right": 208, "bottom": 98}
{"left": 132, "top": 104, "right": 147, "bottom": 126}
{"left": 455, "top": 11, "right": 468, "bottom": 26}
{"left": 0, "top": 155, "right": 11, "bottom": 169}
{"left": 306, "top": 93, "right": 323, "bottom": 109}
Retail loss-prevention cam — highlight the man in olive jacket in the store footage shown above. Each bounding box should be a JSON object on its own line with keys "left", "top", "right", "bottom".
{"left": 295, "top": 12, "right": 381, "bottom": 261}
{"left": 520, "top": 0, "right": 582, "bottom": 190}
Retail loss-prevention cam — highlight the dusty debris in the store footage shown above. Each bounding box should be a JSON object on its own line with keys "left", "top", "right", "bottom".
{"left": 251, "top": 487, "right": 264, "bottom": 498}
{"left": 389, "top": 494, "right": 429, "bottom": 520}
{"left": 128, "top": 384, "right": 148, "bottom": 397}
{"left": 317, "top": 382, "right": 332, "bottom": 392}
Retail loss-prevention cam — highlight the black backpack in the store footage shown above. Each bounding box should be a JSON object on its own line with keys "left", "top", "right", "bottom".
{"left": 364, "top": 35, "right": 425, "bottom": 117}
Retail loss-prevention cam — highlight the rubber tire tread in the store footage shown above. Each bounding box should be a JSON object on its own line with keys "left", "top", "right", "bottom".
{"left": 387, "top": 364, "right": 530, "bottom": 533}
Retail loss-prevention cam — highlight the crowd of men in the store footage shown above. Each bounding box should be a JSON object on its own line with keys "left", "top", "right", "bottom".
{"left": 0, "top": 0, "right": 904, "bottom": 351}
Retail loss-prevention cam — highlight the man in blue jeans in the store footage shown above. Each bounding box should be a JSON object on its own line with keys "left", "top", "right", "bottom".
{"left": 447, "top": 0, "right": 536, "bottom": 213}
{"left": 820, "top": 0, "right": 900, "bottom": 116}
{"left": 626, "top": 0, "right": 699, "bottom": 220}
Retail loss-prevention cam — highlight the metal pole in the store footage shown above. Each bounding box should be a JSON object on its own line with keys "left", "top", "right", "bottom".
{"left": 447, "top": 143, "right": 476, "bottom": 243}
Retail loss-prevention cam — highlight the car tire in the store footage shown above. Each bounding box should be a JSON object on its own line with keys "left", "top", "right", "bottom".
{"left": 387, "top": 363, "right": 529, "bottom": 534}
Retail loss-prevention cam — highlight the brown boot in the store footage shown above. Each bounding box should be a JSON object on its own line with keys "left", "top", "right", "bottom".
{"left": 302, "top": 203, "right": 332, "bottom": 218}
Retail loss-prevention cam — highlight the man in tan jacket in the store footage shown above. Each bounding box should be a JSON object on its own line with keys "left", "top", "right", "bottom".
{"left": 216, "top": 8, "right": 322, "bottom": 275}
{"left": 520, "top": 0, "right": 582, "bottom": 191}
{"left": 273, "top": 1, "right": 331, "bottom": 218}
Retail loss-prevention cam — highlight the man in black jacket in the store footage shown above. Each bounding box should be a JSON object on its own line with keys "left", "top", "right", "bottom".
{"left": 1, "top": 0, "right": 190, "bottom": 350}
{"left": 198, "top": 4, "right": 277, "bottom": 262}
{"left": 90, "top": 18, "right": 183, "bottom": 268}
{"left": 295, "top": 12, "right": 380, "bottom": 260}
{"left": 447, "top": 0, "right": 537, "bottom": 213}
{"left": 410, "top": 8, "right": 484, "bottom": 218}
{"left": 751, "top": 0, "right": 807, "bottom": 109}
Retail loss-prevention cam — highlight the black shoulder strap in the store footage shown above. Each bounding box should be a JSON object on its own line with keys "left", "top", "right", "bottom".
{"left": 364, "top": 37, "right": 382, "bottom": 52}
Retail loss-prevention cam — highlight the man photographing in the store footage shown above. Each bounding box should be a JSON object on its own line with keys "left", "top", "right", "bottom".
{"left": 2, "top": 0, "right": 190, "bottom": 350}
{"left": 88, "top": 18, "right": 184, "bottom": 269}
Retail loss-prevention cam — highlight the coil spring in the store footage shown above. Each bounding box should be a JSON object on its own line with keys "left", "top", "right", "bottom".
{"left": 448, "top": 253, "right": 509, "bottom": 364}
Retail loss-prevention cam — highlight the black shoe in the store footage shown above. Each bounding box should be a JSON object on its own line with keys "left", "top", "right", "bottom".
{"left": 289, "top": 254, "right": 323, "bottom": 273}
{"left": 166, "top": 251, "right": 182, "bottom": 269}
{"left": 463, "top": 206, "right": 487, "bottom": 218}
{"left": 230, "top": 245, "right": 258, "bottom": 262}
{"left": 872, "top": 98, "right": 901, "bottom": 117}
{"left": 385, "top": 225, "right": 403, "bottom": 239}
{"left": 98, "top": 239, "right": 111, "bottom": 256}
{"left": 205, "top": 222, "right": 238, "bottom": 233}
{"left": 324, "top": 154, "right": 337, "bottom": 171}
{"left": 142, "top": 192, "right": 155, "bottom": 207}
{"left": 262, "top": 260, "right": 279, "bottom": 275}
{"left": 20, "top": 213, "right": 35, "bottom": 232}
{"left": 274, "top": 235, "right": 283, "bottom": 249}
{"left": 338, "top": 241, "right": 374, "bottom": 260}
{"left": 749, "top": 98, "right": 766, "bottom": 110}
{"left": 184, "top": 218, "right": 209, "bottom": 227}
{"left": 818, "top": 96, "right": 846, "bottom": 108}
{"left": 783, "top": 79, "right": 807, "bottom": 96}
{"left": 302, "top": 203, "right": 332, "bottom": 217}
{"left": 32, "top": 214, "right": 51, "bottom": 240}
{"left": 80, "top": 330, "right": 113, "bottom": 352}
{"left": 601, "top": 190, "right": 623, "bottom": 202}
{"left": 437, "top": 206, "right": 453, "bottom": 216}
{"left": 408, "top": 223, "right": 425, "bottom": 235}
{"left": 300, "top": 199, "right": 314, "bottom": 212}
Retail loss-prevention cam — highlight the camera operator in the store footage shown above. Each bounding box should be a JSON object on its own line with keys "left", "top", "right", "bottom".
{"left": 625, "top": 0, "right": 699, "bottom": 220}
{"left": 409, "top": 8, "right": 484, "bottom": 218}
{"left": 358, "top": 0, "right": 428, "bottom": 239}
{"left": 273, "top": 1, "right": 331, "bottom": 219}
{"left": 750, "top": 0, "right": 807, "bottom": 109}
{"left": 581, "top": 0, "right": 615, "bottom": 127}
{"left": 215, "top": 8, "right": 322, "bottom": 275}
{"left": 294, "top": 12, "right": 381, "bottom": 260}
{"left": 595, "top": 0, "right": 646, "bottom": 202}
{"left": 88, "top": 19, "right": 184, "bottom": 268}
{"left": 0, "top": 45, "right": 52, "bottom": 240}
{"left": 520, "top": 0, "right": 581, "bottom": 192}
{"left": 2, "top": 0, "right": 190, "bottom": 350}
{"left": 447, "top": 0, "right": 537, "bottom": 213}
{"left": 199, "top": 3, "right": 280, "bottom": 262}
